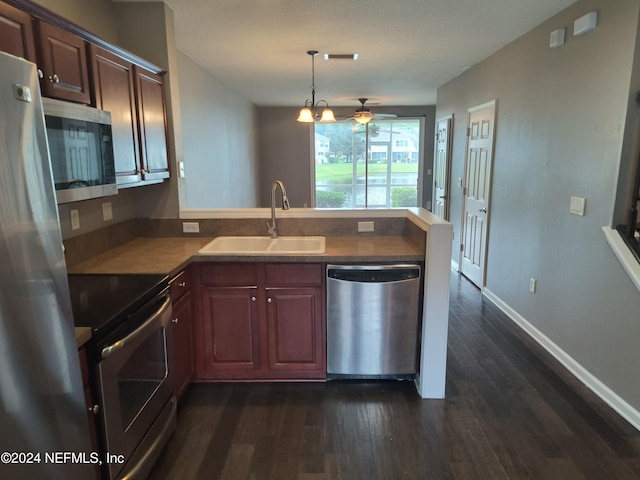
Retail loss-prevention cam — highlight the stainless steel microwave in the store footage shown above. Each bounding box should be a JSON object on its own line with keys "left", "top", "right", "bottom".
{"left": 43, "top": 98, "right": 117, "bottom": 204}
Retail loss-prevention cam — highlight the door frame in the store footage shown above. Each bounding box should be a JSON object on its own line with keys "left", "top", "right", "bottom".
{"left": 458, "top": 99, "right": 497, "bottom": 288}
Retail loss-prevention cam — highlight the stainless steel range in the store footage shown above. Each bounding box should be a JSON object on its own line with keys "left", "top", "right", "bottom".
{"left": 69, "top": 274, "right": 176, "bottom": 480}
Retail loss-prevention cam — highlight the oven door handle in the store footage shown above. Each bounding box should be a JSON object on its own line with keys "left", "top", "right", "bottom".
{"left": 101, "top": 294, "right": 171, "bottom": 359}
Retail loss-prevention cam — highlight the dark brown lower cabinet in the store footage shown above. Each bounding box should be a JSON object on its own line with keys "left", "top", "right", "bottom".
{"left": 194, "top": 262, "right": 325, "bottom": 381}
{"left": 172, "top": 291, "right": 194, "bottom": 400}
{"left": 170, "top": 268, "right": 194, "bottom": 400}
{"left": 78, "top": 347, "right": 101, "bottom": 479}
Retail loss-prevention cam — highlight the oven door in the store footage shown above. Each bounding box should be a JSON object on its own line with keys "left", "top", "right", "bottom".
{"left": 97, "top": 293, "right": 176, "bottom": 480}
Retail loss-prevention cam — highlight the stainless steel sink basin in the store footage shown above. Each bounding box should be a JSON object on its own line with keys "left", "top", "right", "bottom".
{"left": 198, "top": 236, "right": 325, "bottom": 255}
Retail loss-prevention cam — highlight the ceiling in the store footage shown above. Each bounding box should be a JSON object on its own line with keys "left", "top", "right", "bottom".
{"left": 120, "top": 0, "right": 578, "bottom": 108}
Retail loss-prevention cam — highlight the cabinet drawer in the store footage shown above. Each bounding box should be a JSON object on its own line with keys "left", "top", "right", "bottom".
{"left": 170, "top": 269, "right": 190, "bottom": 302}
{"left": 200, "top": 263, "right": 258, "bottom": 286}
{"left": 265, "top": 263, "right": 323, "bottom": 286}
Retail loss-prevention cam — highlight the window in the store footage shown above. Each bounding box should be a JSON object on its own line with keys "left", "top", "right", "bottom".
{"left": 314, "top": 119, "right": 422, "bottom": 208}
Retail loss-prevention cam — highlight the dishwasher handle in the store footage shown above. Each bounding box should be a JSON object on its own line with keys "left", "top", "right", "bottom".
{"left": 327, "top": 265, "right": 421, "bottom": 283}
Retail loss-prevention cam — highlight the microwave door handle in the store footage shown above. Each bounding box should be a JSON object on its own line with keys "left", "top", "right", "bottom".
{"left": 101, "top": 295, "right": 171, "bottom": 359}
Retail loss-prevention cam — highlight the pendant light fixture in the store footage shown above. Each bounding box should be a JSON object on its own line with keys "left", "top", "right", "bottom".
{"left": 297, "top": 50, "right": 335, "bottom": 123}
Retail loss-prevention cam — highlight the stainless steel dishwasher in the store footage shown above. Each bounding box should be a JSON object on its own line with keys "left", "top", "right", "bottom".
{"left": 326, "top": 264, "right": 422, "bottom": 377}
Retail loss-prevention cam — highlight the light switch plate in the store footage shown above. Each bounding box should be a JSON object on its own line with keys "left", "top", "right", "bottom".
{"left": 570, "top": 196, "right": 586, "bottom": 216}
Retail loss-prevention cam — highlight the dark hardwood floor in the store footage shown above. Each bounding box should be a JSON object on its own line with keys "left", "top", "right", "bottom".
{"left": 149, "top": 272, "right": 640, "bottom": 480}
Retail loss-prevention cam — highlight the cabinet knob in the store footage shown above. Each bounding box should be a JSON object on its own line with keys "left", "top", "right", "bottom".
{"left": 178, "top": 281, "right": 186, "bottom": 288}
{"left": 267, "top": 297, "right": 272, "bottom": 304}
{"left": 251, "top": 296, "right": 256, "bottom": 302}
{"left": 172, "top": 317, "right": 179, "bottom": 324}
{"left": 88, "top": 404, "right": 100, "bottom": 415}
{"left": 49, "top": 74, "right": 60, "bottom": 84}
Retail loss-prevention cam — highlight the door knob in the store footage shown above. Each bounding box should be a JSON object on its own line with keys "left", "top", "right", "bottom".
{"left": 478, "top": 208, "right": 487, "bottom": 213}
{"left": 439, "top": 195, "right": 448, "bottom": 199}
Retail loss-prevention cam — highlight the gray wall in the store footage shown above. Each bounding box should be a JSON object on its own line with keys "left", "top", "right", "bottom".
{"left": 257, "top": 107, "right": 315, "bottom": 208}
{"left": 437, "top": 0, "right": 640, "bottom": 412}
{"left": 177, "top": 52, "right": 259, "bottom": 208}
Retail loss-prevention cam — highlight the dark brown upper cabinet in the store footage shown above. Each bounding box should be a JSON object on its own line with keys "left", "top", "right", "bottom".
{"left": 90, "top": 44, "right": 141, "bottom": 184}
{"left": 134, "top": 66, "right": 170, "bottom": 182}
{"left": 0, "top": 1, "right": 36, "bottom": 61}
{"left": 35, "top": 20, "right": 90, "bottom": 104}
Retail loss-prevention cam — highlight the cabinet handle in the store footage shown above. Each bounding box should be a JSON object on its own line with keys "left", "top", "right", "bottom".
{"left": 88, "top": 404, "right": 100, "bottom": 415}
{"left": 37, "top": 69, "right": 44, "bottom": 79}
{"left": 251, "top": 296, "right": 256, "bottom": 302}
{"left": 178, "top": 281, "right": 186, "bottom": 288}
{"left": 49, "top": 74, "right": 60, "bottom": 84}
{"left": 172, "top": 317, "right": 179, "bottom": 324}
{"left": 267, "top": 297, "right": 272, "bottom": 304}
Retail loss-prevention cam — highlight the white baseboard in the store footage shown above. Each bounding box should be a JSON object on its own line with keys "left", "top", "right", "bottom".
{"left": 483, "top": 288, "right": 640, "bottom": 432}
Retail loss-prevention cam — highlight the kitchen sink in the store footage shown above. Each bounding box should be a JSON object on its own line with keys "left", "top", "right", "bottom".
{"left": 198, "top": 236, "right": 325, "bottom": 255}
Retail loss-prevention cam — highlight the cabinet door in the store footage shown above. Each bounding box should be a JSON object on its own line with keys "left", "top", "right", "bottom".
{"left": 172, "top": 291, "right": 193, "bottom": 400}
{"left": 35, "top": 21, "right": 90, "bottom": 104}
{"left": 90, "top": 45, "right": 141, "bottom": 185}
{"left": 265, "top": 287, "right": 325, "bottom": 378}
{"left": 134, "top": 66, "right": 170, "bottom": 181}
{"left": 0, "top": 2, "right": 36, "bottom": 61}
{"left": 199, "top": 286, "right": 261, "bottom": 376}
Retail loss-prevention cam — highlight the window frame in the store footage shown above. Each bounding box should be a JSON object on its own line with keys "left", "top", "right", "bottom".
{"left": 312, "top": 117, "right": 425, "bottom": 209}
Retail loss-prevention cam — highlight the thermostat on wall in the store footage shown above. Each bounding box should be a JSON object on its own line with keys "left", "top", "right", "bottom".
{"left": 574, "top": 11, "right": 597, "bottom": 36}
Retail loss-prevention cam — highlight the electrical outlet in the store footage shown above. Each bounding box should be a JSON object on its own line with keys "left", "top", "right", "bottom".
{"left": 529, "top": 278, "right": 537, "bottom": 294}
{"left": 102, "top": 202, "right": 113, "bottom": 221}
{"left": 70, "top": 209, "right": 80, "bottom": 231}
{"left": 358, "top": 221, "right": 375, "bottom": 232}
{"left": 182, "top": 222, "right": 200, "bottom": 233}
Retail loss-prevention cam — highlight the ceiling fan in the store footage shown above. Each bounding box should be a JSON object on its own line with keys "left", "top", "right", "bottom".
{"left": 351, "top": 98, "right": 396, "bottom": 124}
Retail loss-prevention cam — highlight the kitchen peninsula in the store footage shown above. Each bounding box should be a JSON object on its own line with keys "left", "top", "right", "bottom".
{"left": 67, "top": 208, "right": 452, "bottom": 398}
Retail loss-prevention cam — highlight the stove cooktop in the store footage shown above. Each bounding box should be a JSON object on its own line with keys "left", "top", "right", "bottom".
{"left": 68, "top": 273, "right": 169, "bottom": 341}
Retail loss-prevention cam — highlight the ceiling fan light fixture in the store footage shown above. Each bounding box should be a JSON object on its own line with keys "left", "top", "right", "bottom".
{"left": 353, "top": 98, "right": 374, "bottom": 124}
{"left": 354, "top": 111, "right": 374, "bottom": 125}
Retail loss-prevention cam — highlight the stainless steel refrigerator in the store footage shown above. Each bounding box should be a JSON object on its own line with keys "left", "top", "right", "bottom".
{"left": 0, "top": 52, "right": 94, "bottom": 479}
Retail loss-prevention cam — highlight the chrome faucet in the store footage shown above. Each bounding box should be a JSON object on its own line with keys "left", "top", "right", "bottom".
{"left": 267, "top": 180, "right": 290, "bottom": 238}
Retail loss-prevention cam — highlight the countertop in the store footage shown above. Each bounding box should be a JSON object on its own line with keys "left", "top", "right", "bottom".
{"left": 71, "top": 235, "right": 424, "bottom": 346}
{"left": 68, "top": 236, "right": 424, "bottom": 275}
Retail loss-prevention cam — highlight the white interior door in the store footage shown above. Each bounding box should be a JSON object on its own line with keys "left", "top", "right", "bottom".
{"left": 460, "top": 101, "right": 496, "bottom": 288}
{"left": 433, "top": 116, "right": 452, "bottom": 219}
